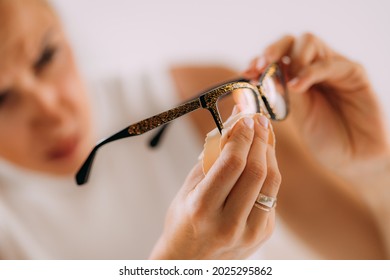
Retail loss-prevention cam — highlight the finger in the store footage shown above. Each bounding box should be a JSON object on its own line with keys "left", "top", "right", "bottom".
{"left": 289, "top": 33, "right": 333, "bottom": 76}
{"left": 247, "top": 127, "right": 281, "bottom": 228}
{"left": 242, "top": 57, "right": 261, "bottom": 80}
{"left": 245, "top": 208, "right": 276, "bottom": 249}
{"left": 195, "top": 117, "right": 255, "bottom": 210}
{"left": 288, "top": 57, "right": 355, "bottom": 94}
{"left": 263, "top": 35, "right": 295, "bottom": 62}
{"left": 244, "top": 35, "right": 295, "bottom": 81}
{"left": 183, "top": 161, "right": 205, "bottom": 193}
{"left": 224, "top": 114, "right": 270, "bottom": 220}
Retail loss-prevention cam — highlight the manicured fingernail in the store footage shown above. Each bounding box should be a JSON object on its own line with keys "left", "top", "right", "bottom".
{"left": 231, "top": 105, "right": 239, "bottom": 115}
{"left": 256, "top": 56, "right": 266, "bottom": 70}
{"left": 288, "top": 77, "right": 299, "bottom": 87}
{"left": 243, "top": 117, "right": 254, "bottom": 129}
{"left": 281, "top": 56, "right": 291, "bottom": 65}
{"left": 256, "top": 114, "right": 269, "bottom": 128}
{"left": 222, "top": 128, "right": 229, "bottom": 137}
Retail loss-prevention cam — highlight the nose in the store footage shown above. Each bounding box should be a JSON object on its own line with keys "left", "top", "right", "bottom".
{"left": 25, "top": 82, "right": 67, "bottom": 128}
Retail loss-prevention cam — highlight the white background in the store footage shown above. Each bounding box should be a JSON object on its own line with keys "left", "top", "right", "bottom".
{"left": 0, "top": 260, "right": 389, "bottom": 279}
{"left": 51, "top": 0, "right": 390, "bottom": 124}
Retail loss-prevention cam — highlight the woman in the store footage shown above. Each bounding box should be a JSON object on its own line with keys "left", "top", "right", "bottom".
{"left": 1, "top": 0, "right": 388, "bottom": 259}
{"left": 0, "top": 0, "right": 280, "bottom": 259}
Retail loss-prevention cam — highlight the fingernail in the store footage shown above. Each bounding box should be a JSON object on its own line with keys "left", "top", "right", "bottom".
{"left": 288, "top": 77, "right": 299, "bottom": 87}
{"left": 281, "top": 56, "right": 291, "bottom": 65}
{"left": 256, "top": 114, "right": 269, "bottom": 128}
{"left": 256, "top": 56, "right": 267, "bottom": 70}
{"left": 237, "top": 104, "right": 245, "bottom": 113}
{"left": 243, "top": 117, "right": 254, "bottom": 129}
{"left": 231, "top": 105, "right": 239, "bottom": 115}
{"left": 222, "top": 128, "right": 229, "bottom": 137}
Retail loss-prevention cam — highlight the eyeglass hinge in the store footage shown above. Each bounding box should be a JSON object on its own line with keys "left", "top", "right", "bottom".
{"left": 199, "top": 95, "right": 208, "bottom": 108}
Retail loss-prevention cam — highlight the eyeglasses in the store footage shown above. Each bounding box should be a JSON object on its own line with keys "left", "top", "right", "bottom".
{"left": 75, "top": 63, "right": 289, "bottom": 185}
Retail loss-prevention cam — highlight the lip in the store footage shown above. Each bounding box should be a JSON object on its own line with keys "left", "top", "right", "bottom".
{"left": 47, "top": 134, "right": 80, "bottom": 161}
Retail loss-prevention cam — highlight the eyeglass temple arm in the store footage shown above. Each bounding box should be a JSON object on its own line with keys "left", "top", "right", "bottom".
{"left": 75, "top": 127, "right": 131, "bottom": 186}
{"left": 149, "top": 77, "right": 250, "bottom": 148}
{"left": 76, "top": 98, "right": 202, "bottom": 185}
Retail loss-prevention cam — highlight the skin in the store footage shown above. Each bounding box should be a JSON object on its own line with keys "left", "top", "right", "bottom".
{"left": 174, "top": 34, "right": 390, "bottom": 259}
{"left": 247, "top": 34, "right": 390, "bottom": 257}
{"left": 0, "top": 0, "right": 282, "bottom": 259}
{"left": 1, "top": 0, "right": 386, "bottom": 258}
{"left": 0, "top": 0, "right": 94, "bottom": 175}
{"left": 174, "top": 34, "right": 389, "bottom": 258}
{"left": 173, "top": 64, "right": 386, "bottom": 259}
{"left": 245, "top": 34, "right": 390, "bottom": 177}
{"left": 150, "top": 115, "right": 281, "bottom": 259}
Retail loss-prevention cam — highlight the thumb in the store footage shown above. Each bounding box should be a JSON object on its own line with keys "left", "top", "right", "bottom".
{"left": 182, "top": 161, "right": 205, "bottom": 193}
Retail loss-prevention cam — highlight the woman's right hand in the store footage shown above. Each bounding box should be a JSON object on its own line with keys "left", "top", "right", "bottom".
{"left": 149, "top": 115, "right": 281, "bottom": 259}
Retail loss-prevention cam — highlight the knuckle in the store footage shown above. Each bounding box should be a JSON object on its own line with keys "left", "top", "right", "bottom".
{"left": 301, "top": 66, "right": 315, "bottom": 80}
{"left": 267, "top": 168, "right": 282, "bottom": 187}
{"left": 264, "top": 45, "right": 279, "bottom": 58}
{"left": 245, "top": 161, "right": 267, "bottom": 182}
{"left": 264, "top": 45, "right": 276, "bottom": 57}
{"left": 221, "top": 152, "right": 246, "bottom": 173}
{"left": 265, "top": 34, "right": 294, "bottom": 54}
{"left": 188, "top": 200, "right": 209, "bottom": 222}
{"left": 253, "top": 126, "right": 269, "bottom": 144}
{"left": 250, "top": 218, "right": 275, "bottom": 245}
{"left": 234, "top": 124, "right": 253, "bottom": 143}
{"left": 189, "top": 206, "right": 204, "bottom": 222}
{"left": 242, "top": 227, "right": 261, "bottom": 247}
{"left": 283, "top": 34, "right": 295, "bottom": 41}
{"left": 281, "top": 34, "right": 296, "bottom": 47}
{"left": 216, "top": 223, "right": 241, "bottom": 244}
{"left": 352, "top": 61, "right": 366, "bottom": 76}
{"left": 321, "top": 58, "right": 332, "bottom": 68}
{"left": 302, "top": 32, "right": 317, "bottom": 44}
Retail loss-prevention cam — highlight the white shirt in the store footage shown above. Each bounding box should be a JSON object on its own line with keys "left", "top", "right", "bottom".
{"left": 0, "top": 68, "right": 200, "bottom": 259}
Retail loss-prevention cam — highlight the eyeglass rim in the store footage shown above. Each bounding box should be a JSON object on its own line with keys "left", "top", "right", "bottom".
{"left": 256, "top": 62, "right": 289, "bottom": 121}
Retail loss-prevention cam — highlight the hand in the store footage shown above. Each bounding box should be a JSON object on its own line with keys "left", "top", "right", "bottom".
{"left": 244, "top": 33, "right": 390, "bottom": 178}
{"left": 149, "top": 115, "right": 281, "bottom": 259}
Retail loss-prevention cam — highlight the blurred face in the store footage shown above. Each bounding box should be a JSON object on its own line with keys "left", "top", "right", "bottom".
{"left": 0, "top": 0, "right": 94, "bottom": 175}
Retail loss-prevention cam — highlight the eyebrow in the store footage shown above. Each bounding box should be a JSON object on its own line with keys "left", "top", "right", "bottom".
{"left": 32, "top": 29, "right": 56, "bottom": 68}
{"left": 35, "top": 29, "right": 54, "bottom": 56}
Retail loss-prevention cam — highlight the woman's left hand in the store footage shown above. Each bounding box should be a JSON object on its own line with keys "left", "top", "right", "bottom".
{"left": 244, "top": 33, "right": 390, "bottom": 178}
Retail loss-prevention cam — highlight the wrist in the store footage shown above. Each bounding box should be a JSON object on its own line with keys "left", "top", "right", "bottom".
{"left": 342, "top": 153, "right": 390, "bottom": 256}
{"left": 344, "top": 152, "right": 390, "bottom": 199}
{"left": 343, "top": 152, "right": 390, "bottom": 222}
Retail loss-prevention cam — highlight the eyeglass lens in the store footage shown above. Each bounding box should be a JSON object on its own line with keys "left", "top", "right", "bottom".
{"left": 259, "top": 67, "right": 288, "bottom": 120}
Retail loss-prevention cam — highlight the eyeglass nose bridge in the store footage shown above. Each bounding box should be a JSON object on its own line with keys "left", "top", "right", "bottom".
{"left": 199, "top": 83, "right": 269, "bottom": 134}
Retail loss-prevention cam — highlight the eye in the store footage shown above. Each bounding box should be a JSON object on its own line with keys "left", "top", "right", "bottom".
{"left": 34, "top": 45, "right": 58, "bottom": 72}
{"left": 0, "top": 90, "right": 11, "bottom": 108}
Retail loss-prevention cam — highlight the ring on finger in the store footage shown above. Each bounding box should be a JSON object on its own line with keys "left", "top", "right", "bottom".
{"left": 254, "top": 193, "right": 277, "bottom": 211}
{"left": 254, "top": 202, "right": 273, "bottom": 212}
